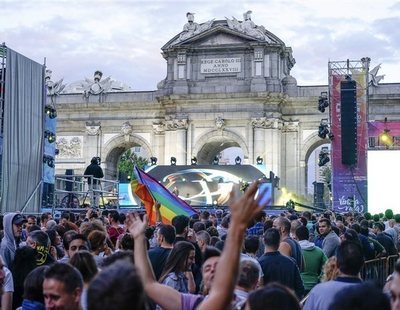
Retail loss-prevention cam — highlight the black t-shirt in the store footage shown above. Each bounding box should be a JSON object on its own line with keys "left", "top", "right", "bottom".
{"left": 84, "top": 163, "right": 104, "bottom": 184}
{"left": 148, "top": 246, "right": 172, "bottom": 280}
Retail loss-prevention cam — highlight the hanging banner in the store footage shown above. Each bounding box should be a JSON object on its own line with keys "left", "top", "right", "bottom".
{"left": 330, "top": 69, "right": 368, "bottom": 212}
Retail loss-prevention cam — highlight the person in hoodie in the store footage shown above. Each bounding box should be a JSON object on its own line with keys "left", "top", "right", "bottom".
{"left": 0, "top": 213, "right": 27, "bottom": 268}
{"left": 295, "top": 225, "right": 327, "bottom": 294}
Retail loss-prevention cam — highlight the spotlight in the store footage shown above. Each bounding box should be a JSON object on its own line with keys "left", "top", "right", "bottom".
{"left": 150, "top": 157, "right": 158, "bottom": 166}
{"left": 256, "top": 156, "right": 263, "bottom": 165}
{"left": 318, "top": 92, "right": 329, "bottom": 113}
{"left": 170, "top": 157, "right": 176, "bottom": 166}
{"left": 318, "top": 151, "right": 330, "bottom": 167}
{"left": 191, "top": 156, "right": 198, "bottom": 165}
{"left": 328, "top": 132, "right": 334, "bottom": 141}
{"left": 379, "top": 129, "right": 393, "bottom": 147}
{"left": 44, "top": 130, "right": 56, "bottom": 143}
{"left": 213, "top": 156, "right": 219, "bottom": 165}
{"left": 43, "top": 155, "right": 55, "bottom": 168}
{"left": 45, "top": 105, "right": 57, "bottom": 119}
{"left": 318, "top": 120, "right": 329, "bottom": 139}
{"left": 235, "top": 156, "right": 242, "bottom": 165}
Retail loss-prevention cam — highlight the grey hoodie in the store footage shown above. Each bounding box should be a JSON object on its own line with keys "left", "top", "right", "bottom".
{"left": 0, "top": 213, "right": 20, "bottom": 267}
{"left": 299, "top": 240, "right": 315, "bottom": 251}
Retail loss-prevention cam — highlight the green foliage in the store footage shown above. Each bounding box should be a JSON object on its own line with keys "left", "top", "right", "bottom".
{"left": 379, "top": 213, "right": 384, "bottom": 218}
{"left": 321, "top": 166, "right": 332, "bottom": 184}
{"left": 364, "top": 212, "right": 372, "bottom": 220}
{"left": 394, "top": 214, "right": 400, "bottom": 223}
{"left": 385, "top": 209, "right": 394, "bottom": 220}
{"left": 118, "top": 149, "right": 148, "bottom": 180}
{"left": 373, "top": 214, "right": 380, "bottom": 222}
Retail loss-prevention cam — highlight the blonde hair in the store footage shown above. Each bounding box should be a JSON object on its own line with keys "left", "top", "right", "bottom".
{"left": 321, "top": 256, "right": 340, "bottom": 282}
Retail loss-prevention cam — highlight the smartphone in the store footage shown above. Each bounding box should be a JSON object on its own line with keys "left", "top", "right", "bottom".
{"left": 256, "top": 182, "right": 272, "bottom": 206}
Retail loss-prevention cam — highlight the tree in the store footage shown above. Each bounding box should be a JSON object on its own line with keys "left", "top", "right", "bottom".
{"left": 118, "top": 149, "right": 148, "bottom": 180}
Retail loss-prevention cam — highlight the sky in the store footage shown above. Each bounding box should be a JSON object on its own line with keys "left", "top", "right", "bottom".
{"left": 1, "top": 0, "right": 400, "bottom": 90}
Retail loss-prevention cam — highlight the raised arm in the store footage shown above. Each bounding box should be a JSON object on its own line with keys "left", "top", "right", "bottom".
{"left": 127, "top": 213, "right": 182, "bottom": 310}
{"left": 155, "top": 201, "right": 163, "bottom": 224}
{"left": 198, "top": 181, "right": 264, "bottom": 310}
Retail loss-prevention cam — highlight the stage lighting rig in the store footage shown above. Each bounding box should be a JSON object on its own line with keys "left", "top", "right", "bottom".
{"left": 191, "top": 156, "right": 198, "bottom": 165}
{"left": 44, "top": 130, "right": 56, "bottom": 143}
{"left": 318, "top": 119, "right": 330, "bottom": 139}
{"left": 235, "top": 156, "right": 242, "bottom": 165}
{"left": 318, "top": 150, "right": 330, "bottom": 167}
{"left": 150, "top": 157, "right": 157, "bottom": 166}
{"left": 213, "top": 156, "right": 219, "bottom": 165}
{"left": 318, "top": 92, "right": 329, "bottom": 113}
{"left": 256, "top": 156, "right": 263, "bottom": 165}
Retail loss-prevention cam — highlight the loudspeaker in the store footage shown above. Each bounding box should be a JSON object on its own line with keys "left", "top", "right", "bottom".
{"left": 341, "top": 79, "right": 357, "bottom": 165}
{"left": 313, "top": 182, "right": 325, "bottom": 208}
{"left": 65, "top": 169, "right": 74, "bottom": 192}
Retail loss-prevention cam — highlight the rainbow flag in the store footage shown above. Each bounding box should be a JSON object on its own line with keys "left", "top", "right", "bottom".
{"left": 132, "top": 166, "right": 197, "bottom": 225}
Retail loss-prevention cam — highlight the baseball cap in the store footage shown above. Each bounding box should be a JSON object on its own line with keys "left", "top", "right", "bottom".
{"left": 12, "top": 214, "right": 27, "bottom": 226}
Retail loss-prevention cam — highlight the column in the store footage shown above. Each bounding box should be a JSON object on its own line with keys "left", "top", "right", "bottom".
{"left": 165, "top": 116, "right": 188, "bottom": 165}
{"left": 152, "top": 122, "right": 165, "bottom": 165}
{"left": 282, "top": 121, "right": 300, "bottom": 193}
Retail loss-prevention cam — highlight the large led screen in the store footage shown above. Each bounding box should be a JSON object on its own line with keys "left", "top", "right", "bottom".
{"left": 367, "top": 150, "right": 400, "bottom": 215}
{"left": 119, "top": 165, "right": 270, "bottom": 208}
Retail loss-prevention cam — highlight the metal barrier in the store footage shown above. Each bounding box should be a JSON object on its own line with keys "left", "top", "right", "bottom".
{"left": 301, "top": 254, "right": 399, "bottom": 308}
{"left": 360, "top": 254, "right": 399, "bottom": 287}
{"left": 53, "top": 174, "right": 119, "bottom": 211}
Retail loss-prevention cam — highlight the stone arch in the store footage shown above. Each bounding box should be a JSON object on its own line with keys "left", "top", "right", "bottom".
{"left": 193, "top": 129, "right": 249, "bottom": 164}
{"left": 102, "top": 134, "right": 153, "bottom": 179}
{"left": 301, "top": 132, "right": 331, "bottom": 194}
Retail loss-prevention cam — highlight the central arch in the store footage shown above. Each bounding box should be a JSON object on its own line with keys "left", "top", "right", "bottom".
{"left": 193, "top": 130, "right": 249, "bottom": 164}
{"left": 103, "top": 134, "right": 153, "bottom": 179}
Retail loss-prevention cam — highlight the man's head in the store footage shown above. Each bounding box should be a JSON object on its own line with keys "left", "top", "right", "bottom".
{"left": 41, "top": 213, "right": 52, "bottom": 227}
{"left": 196, "top": 230, "right": 211, "bottom": 251}
{"left": 201, "top": 246, "right": 221, "bottom": 294}
{"left": 318, "top": 218, "right": 332, "bottom": 236}
{"left": 272, "top": 217, "right": 290, "bottom": 238}
{"left": 67, "top": 234, "right": 90, "bottom": 259}
{"left": 237, "top": 260, "right": 259, "bottom": 292}
{"left": 295, "top": 225, "right": 309, "bottom": 242}
{"left": 156, "top": 224, "right": 176, "bottom": 246}
{"left": 88, "top": 261, "right": 145, "bottom": 310}
{"left": 27, "top": 231, "right": 51, "bottom": 264}
{"left": 27, "top": 230, "right": 51, "bottom": 249}
{"left": 12, "top": 214, "right": 27, "bottom": 238}
{"left": 172, "top": 215, "right": 190, "bottom": 237}
{"left": 244, "top": 235, "right": 260, "bottom": 255}
{"left": 26, "top": 215, "right": 37, "bottom": 230}
{"left": 254, "top": 210, "right": 266, "bottom": 223}
{"left": 263, "top": 228, "right": 280, "bottom": 251}
{"left": 336, "top": 241, "right": 364, "bottom": 276}
{"left": 373, "top": 222, "right": 384, "bottom": 234}
{"left": 43, "top": 263, "right": 83, "bottom": 310}
{"left": 108, "top": 210, "right": 120, "bottom": 225}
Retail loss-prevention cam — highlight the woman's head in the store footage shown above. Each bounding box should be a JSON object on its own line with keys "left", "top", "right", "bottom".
{"left": 88, "top": 230, "right": 107, "bottom": 253}
{"left": 159, "top": 241, "right": 195, "bottom": 281}
{"left": 69, "top": 250, "right": 98, "bottom": 283}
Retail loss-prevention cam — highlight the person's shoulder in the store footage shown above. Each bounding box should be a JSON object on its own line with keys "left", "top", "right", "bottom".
{"left": 181, "top": 293, "right": 204, "bottom": 310}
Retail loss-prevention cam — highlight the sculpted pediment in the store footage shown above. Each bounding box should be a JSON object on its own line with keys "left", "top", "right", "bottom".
{"left": 162, "top": 15, "right": 284, "bottom": 51}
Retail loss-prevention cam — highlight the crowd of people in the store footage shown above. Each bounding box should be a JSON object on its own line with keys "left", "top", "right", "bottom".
{"left": 0, "top": 182, "right": 399, "bottom": 309}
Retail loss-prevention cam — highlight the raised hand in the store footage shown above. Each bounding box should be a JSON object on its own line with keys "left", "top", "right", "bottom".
{"left": 126, "top": 212, "right": 148, "bottom": 239}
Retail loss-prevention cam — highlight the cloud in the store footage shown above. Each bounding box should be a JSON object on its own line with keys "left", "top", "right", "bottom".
{"left": 1, "top": 0, "right": 399, "bottom": 88}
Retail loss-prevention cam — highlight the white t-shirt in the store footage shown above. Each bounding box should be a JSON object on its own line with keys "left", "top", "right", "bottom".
{"left": 4, "top": 266, "right": 14, "bottom": 292}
